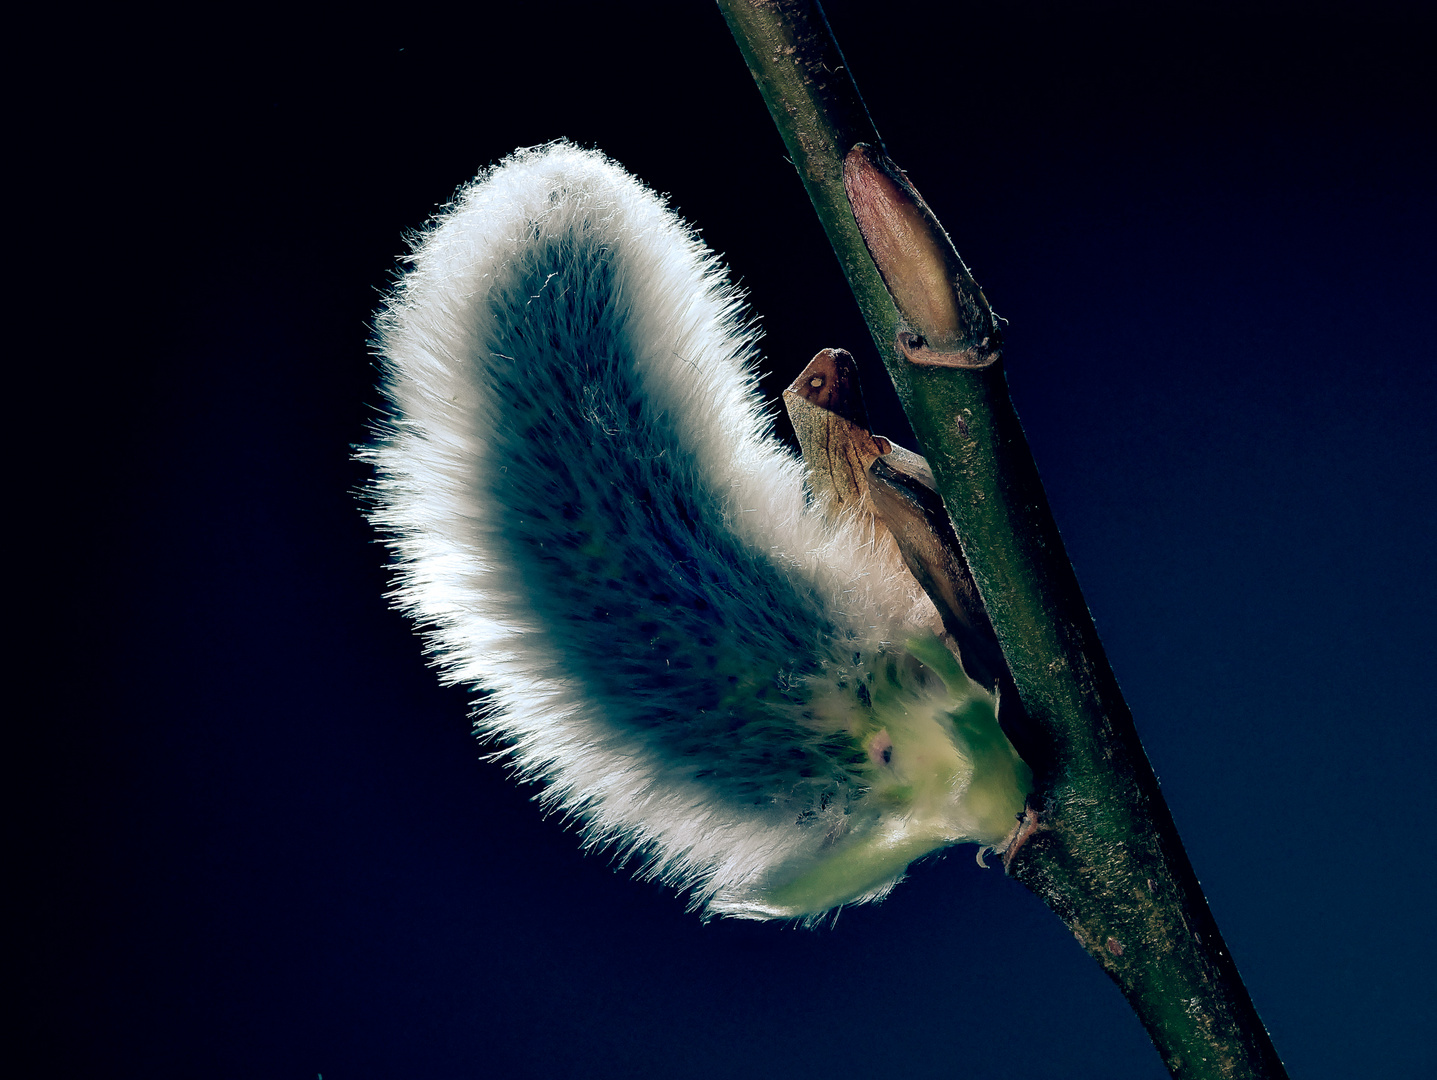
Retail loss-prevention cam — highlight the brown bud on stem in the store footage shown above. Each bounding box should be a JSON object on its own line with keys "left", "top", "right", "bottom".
{"left": 842, "top": 144, "right": 1002, "bottom": 369}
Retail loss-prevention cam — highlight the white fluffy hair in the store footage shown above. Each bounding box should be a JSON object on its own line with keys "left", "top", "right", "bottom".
{"left": 362, "top": 141, "right": 945, "bottom": 919}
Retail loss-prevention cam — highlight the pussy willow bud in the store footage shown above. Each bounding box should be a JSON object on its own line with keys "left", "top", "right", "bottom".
{"left": 361, "top": 142, "right": 1031, "bottom": 921}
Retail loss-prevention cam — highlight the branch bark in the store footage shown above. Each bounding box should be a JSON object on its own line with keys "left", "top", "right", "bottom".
{"left": 716, "top": 3, "right": 1288, "bottom": 1078}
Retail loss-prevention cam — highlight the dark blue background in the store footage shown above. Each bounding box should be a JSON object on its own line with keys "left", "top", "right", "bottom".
{"left": 24, "top": 2, "right": 1434, "bottom": 1077}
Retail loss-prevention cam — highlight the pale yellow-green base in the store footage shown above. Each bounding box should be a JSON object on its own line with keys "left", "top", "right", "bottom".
{"left": 752, "top": 634, "right": 1031, "bottom": 918}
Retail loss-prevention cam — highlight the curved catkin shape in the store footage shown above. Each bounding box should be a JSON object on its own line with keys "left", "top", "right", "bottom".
{"left": 362, "top": 142, "right": 1029, "bottom": 921}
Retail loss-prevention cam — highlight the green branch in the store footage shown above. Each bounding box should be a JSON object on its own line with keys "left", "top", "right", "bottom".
{"left": 716, "top": 2, "right": 1288, "bottom": 1077}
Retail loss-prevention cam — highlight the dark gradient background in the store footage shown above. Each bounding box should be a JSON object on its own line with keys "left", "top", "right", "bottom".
{"left": 23, "top": 2, "right": 1435, "bottom": 1077}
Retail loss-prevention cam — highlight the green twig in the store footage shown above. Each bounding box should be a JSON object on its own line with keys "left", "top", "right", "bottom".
{"left": 716, "top": 2, "right": 1288, "bottom": 1078}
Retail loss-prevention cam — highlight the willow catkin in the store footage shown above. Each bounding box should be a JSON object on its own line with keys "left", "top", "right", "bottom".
{"left": 360, "top": 141, "right": 1029, "bottom": 920}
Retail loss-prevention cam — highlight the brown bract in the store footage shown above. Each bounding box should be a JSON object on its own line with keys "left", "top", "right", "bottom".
{"left": 784, "top": 348, "right": 1006, "bottom": 695}
{"left": 783, "top": 348, "right": 889, "bottom": 518}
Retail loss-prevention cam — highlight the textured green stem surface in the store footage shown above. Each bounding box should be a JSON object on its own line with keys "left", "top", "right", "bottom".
{"left": 716, "top": 3, "right": 1288, "bottom": 1078}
